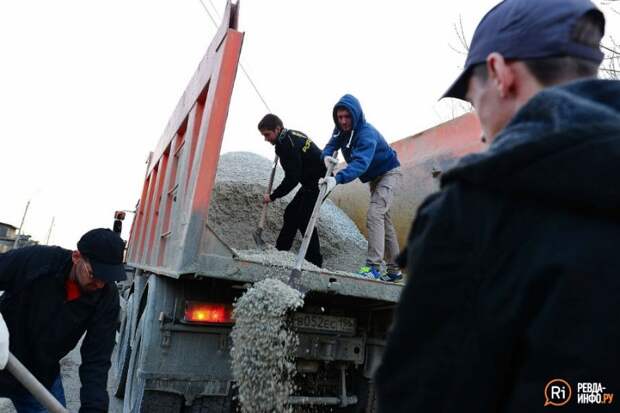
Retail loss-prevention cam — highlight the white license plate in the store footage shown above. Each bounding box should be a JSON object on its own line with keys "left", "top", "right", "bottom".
{"left": 292, "top": 313, "right": 356, "bottom": 335}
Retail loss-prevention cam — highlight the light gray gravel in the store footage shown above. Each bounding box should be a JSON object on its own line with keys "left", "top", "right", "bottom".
{"left": 230, "top": 278, "right": 304, "bottom": 413}
{"left": 209, "top": 152, "right": 368, "bottom": 272}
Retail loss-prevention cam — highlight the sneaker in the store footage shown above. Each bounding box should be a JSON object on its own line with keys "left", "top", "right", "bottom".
{"left": 357, "top": 265, "right": 382, "bottom": 280}
{"left": 381, "top": 271, "right": 403, "bottom": 283}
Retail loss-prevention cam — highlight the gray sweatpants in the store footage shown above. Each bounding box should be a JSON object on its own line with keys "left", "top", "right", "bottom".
{"left": 366, "top": 167, "right": 402, "bottom": 273}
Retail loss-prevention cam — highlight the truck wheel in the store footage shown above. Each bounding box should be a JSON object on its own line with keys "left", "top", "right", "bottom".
{"left": 112, "top": 294, "right": 133, "bottom": 398}
{"left": 184, "top": 396, "right": 232, "bottom": 413}
{"left": 123, "top": 316, "right": 184, "bottom": 413}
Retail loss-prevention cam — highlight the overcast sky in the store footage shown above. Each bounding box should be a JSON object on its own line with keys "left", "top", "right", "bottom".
{"left": 1, "top": 0, "right": 618, "bottom": 249}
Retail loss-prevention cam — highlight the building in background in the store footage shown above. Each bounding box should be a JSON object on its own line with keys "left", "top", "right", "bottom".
{"left": 0, "top": 221, "right": 38, "bottom": 253}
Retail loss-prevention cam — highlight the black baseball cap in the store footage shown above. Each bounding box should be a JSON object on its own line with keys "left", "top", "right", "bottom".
{"left": 77, "top": 228, "right": 126, "bottom": 283}
{"left": 442, "top": 0, "right": 605, "bottom": 100}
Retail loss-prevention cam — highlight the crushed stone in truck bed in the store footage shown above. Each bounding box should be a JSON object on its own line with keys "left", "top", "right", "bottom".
{"left": 231, "top": 278, "right": 304, "bottom": 413}
{"left": 209, "top": 152, "right": 368, "bottom": 272}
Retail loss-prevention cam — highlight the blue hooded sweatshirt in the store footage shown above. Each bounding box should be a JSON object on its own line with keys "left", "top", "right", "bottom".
{"left": 322, "top": 94, "right": 400, "bottom": 184}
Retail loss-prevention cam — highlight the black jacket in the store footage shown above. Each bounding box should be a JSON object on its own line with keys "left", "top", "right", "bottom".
{"left": 377, "top": 79, "right": 620, "bottom": 412}
{"left": 270, "top": 128, "right": 327, "bottom": 200}
{"left": 0, "top": 246, "right": 120, "bottom": 413}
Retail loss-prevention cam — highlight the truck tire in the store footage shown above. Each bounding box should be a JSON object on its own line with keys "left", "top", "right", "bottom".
{"left": 140, "top": 391, "right": 184, "bottom": 413}
{"left": 112, "top": 294, "right": 133, "bottom": 398}
{"left": 184, "top": 396, "right": 232, "bottom": 413}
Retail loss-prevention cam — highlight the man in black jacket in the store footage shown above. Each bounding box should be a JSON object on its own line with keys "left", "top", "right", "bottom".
{"left": 377, "top": 0, "right": 620, "bottom": 412}
{"left": 0, "top": 228, "right": 125, "bottom": 412}
{"left": 258, "top": 114, "right": 327, "bottom": 267}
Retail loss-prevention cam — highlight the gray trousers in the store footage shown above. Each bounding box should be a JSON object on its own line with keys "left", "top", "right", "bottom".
{"left": 366, "top": 167, "right": 402, "bottom": 273}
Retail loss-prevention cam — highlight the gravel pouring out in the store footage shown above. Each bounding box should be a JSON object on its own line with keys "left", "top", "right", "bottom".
{"left": 231, "top": 278, "right": 304, "bottom": 413}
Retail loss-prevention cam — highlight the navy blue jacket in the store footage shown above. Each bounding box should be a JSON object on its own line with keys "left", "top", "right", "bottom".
{"left": 377, "top": 79, "right": 620, "bottom": 412}
{"left": 322, "top": 94, "right": 399, "bottom": 184}
{"left": 0, "top": 246, "right": 119, "bottom": 413}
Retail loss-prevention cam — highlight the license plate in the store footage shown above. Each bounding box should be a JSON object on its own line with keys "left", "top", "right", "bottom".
{"left": 291, "top": 313, "right": 356, "bottom": 335}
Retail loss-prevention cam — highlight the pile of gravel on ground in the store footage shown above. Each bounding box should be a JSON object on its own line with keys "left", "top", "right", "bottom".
{"left": 209, "top": 152, "right": 367, "bottom": 272}
{"left": 230, "top": 278, "right": 304, "bottom": 413}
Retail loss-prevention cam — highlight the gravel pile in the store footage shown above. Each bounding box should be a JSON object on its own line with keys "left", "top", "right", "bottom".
{"left": 209, "top": 152, "right": 367, "bottom": 272}
{"left": 230, "top": 278, "right": 304, "bottom": 413}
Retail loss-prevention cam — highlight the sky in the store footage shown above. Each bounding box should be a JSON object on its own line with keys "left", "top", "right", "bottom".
{"left": 1, "top": 0, "right": 618, "bottom": 249}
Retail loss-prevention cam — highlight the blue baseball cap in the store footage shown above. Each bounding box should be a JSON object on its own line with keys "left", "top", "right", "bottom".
{"left": 442, "top": 0, "right": 605, "bottom": 100}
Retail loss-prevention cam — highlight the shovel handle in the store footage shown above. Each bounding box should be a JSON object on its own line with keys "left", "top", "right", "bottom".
{"left": 6, "top": 352, "right": 69, "bottom": 413}
{"left": 293, "top": 153, "right": 338, "bottom": 272}
{"left": 258, "top": 155, "right": 279, "bottom": 229}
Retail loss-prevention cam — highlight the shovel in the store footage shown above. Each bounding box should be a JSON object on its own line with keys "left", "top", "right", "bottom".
{"left": 288, "top": 154, "right": 338, "bottom": 291}
{"left": 253, "top": 155, "right": 279, "bottom": 248}
{"left": 6, "top": 351, "right": 69, "bottom": 413}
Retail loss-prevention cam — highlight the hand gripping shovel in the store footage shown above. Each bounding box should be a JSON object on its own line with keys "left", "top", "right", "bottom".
{"left": 288, "top": 154, "right": 338, "bottom": 291}
{"left": 6, "top": 351, "right": 69, "bottom": 413}
{"left": 253, "top": 155, "right": 279, "bottom": 248}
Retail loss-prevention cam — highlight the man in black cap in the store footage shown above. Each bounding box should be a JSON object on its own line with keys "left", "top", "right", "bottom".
{"left": 378, "top": 0, "right": 619, "bottom": 411}
{"left": 0, "top": 228, "right": 125, "bottom": 412}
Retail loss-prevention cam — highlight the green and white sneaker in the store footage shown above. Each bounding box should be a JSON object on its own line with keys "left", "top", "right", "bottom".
{"left": 357, "top": 265, "right": 382, "bottom": 280}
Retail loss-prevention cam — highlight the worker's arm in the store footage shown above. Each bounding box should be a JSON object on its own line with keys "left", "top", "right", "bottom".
{"left": 334, "top": 132, "right": 376, "bottom": 184}
{"left": 376, "top": 188, "right": 481, "bottom": 412}
{"left": 270, "top": 138, "right": 303, "bottom": 200}
{"left": 78, "top": 285, "right": 120, "bottom": 413}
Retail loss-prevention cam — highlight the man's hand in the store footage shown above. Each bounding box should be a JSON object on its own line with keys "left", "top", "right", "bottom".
{"left": 0, "top": 313, "right": 8, "bottom": 370}
{"left": 262, "top": 193, "right": 272, "bottom": 204}
{"left": 319, "top": 176, "right": 337, "bottom": 194}
{"left": 324, "top": 156, "right": 338, "bottom": 169}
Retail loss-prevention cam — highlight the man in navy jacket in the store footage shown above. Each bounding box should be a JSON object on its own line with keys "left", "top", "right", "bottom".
{"left": 0, "top": 228, "right": 125, "bottom": 412}
{"left": 377, "top": 1, "right": 620, "bottom": 411}
{"left": 321, "top": 94, "right": 402, "bottom": 281}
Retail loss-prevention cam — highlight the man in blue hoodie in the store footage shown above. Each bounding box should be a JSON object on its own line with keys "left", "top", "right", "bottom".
{"left": 321, "top": 94, "right": 402, "bottom": 281}
{"left": 377, "top": 0, "right": 620, "bottom": 411}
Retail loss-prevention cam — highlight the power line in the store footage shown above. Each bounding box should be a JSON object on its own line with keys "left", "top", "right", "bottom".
{"left": 197, "top": 0, "right": 272, "bottom": 113}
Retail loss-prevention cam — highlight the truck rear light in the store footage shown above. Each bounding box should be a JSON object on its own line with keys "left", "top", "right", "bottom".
{"left": 184, "top": 301, "right": 234, "bottom": 324}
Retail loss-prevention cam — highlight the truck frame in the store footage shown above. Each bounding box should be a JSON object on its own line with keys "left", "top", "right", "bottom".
{"left": 113, "top": 2, "right": 403, "bottom": 412}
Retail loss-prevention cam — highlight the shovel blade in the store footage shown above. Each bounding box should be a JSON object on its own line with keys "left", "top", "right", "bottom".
{"left": 252, "top": 228, "right": 266, "bottom": 248}
{"left": 288, "top": 268, "right": 308, "bottom": 294}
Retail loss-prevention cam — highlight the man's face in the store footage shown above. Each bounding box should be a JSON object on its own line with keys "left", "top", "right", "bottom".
{"left": 336, "top": 108, "right": 353, "bottom": 132}
{"left": 74, "top": 255, "right": 106, "bottom": 293}
{"left": 464, "top": 57, "right": 534, "bottom": 143}
{"left": 260, "top": 126, "right": 281, "bottom": 146}
{"left": 465, "top": 74, "right": 514, "bottom": 142}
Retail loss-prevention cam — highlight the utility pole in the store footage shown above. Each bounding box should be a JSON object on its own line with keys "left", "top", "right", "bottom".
{"left": 13, "top": 200, "right": 31, "bottom": 250}
{"left": 45, "top": 217, "right": 55, "bottom": 245}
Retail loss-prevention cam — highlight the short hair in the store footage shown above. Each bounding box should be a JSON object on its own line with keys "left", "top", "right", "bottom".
{"left": 472, "top": 10, "right": 604, "bottom": 86}
{"left": 257, "top": 114, "right": 283, "bottom": 131}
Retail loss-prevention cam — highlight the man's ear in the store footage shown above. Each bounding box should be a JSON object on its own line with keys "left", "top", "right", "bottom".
{"left": 71, "top": 250, "right": 81, "bottom": 264}
{"left": 486, "top": 52, "right": 515, "bottom": 99}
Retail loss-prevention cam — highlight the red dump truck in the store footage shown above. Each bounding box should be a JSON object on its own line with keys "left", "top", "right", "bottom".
{"left": 113, "top": 2, "right": 483, "bottom": 412}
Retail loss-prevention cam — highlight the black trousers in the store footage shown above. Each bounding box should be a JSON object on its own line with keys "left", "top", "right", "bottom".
{"left": 276, "top": 187, "right": 323, "bottom": 268}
